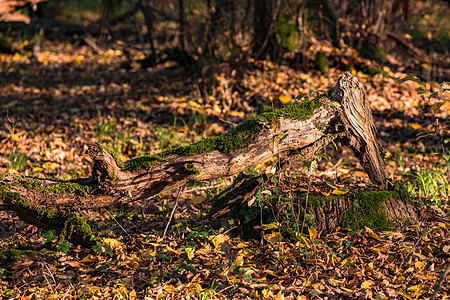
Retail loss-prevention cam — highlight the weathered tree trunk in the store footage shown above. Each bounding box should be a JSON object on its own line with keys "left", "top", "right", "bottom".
{"left": 0, "top": 73, "right": 418, "bottom": 246}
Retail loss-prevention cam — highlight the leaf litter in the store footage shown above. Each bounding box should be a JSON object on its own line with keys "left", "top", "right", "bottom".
{"left": 0, "top": 37, "right": 449, "bottom": 299}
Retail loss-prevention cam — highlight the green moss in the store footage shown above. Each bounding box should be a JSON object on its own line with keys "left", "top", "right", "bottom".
{"left": 363, "top": 67, "right": 388, "bottom": 78}
{"left": 0, "top": 185, "right": 94, "bottom": 242}
{"left": 109, "top": 168, "right": 115, "bottom": 181}
{"left": 395, "top": 181, "right": 413, "bottom": 204}
{"left": 123, "top": 155, "right": 166, "bottom": 171}
{"left": 340, "top": 191, "right": 397, "bottom": 230}
{"left": 0, "top": 249, "right": 43, "bottom": 259}
{"left": 315, "top": 52, "right": 329, "bottom": 74}
{"left": 100, "top": 98, "right": 324, "bottom": 172}
{"left": 227, "top": 188, "right": 401, "bottom": 242}
{"left": 17, "top": 177, "right": 94, "bottom": 196}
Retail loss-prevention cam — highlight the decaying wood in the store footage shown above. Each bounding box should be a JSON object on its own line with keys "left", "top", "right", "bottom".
{"left": 330, "top": 73, "right": 387, "bottom": 185}
{"left": 0, "top": 72, "right": 418, "bottom": 244}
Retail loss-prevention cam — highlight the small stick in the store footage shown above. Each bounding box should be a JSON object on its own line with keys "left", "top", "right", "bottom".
{"left": 431, "top": 262, "right": 450, "bottom": 300}
{"left": 399, "top": 223, "right": 424, "bottom": 270}
{"left": 103, "top": 208, "right": 131, "bottom": 238}
{"left": 183, "top": 183, "right": 229, "bottom": 193}
{"left": 162, "top": 185, "right": 184, "bottom": 240}
{"left": 61, "top": 284, "right": 73, "bottom": 300}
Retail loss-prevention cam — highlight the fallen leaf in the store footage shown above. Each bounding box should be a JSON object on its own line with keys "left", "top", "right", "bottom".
{"left": 308, "top": 227, "right": 318, "bottom": 241}
{"left": 209, "top": 234, "right": 230, "bottom": 250}
{"left": 185, "top": 247, "right": 195, "bottom": 260}
{"left": 331, "top": 187, "right": 349, "bottom": 195}
{"left": 279, "top": 95, "right": 291, "bottom": 104}
{"left": 361, "top": 280, "right": 374, "bottom": 289}
{"left": 364, "top": 226, "right": 380, "bottom": 240}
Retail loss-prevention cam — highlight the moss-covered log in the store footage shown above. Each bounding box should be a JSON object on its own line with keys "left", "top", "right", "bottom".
{"left": 0, "top": 73, "right": 418, "bottom": 245}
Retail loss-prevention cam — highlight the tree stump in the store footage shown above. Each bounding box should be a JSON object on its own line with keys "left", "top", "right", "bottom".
{"left": 0, "top": 73, "right": 418, "bottom": 246}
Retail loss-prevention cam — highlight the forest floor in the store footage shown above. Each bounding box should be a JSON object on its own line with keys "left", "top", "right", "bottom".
{"left": 0, "top": 38, "right": 449, "bottom": 299}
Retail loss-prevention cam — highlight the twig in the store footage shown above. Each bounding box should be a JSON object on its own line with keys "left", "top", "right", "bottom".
{"left": 61, "top": 284, "right": 73, "bottom": 300}
{"left": 162, "top": 185, "right": 184, "bottom": 240}
{"left": 399, "top": 224, "right": 424, "bottom": 270}
{"left": 183, "top": 183, "right": 229, "bottom": 193}
{"left": 102, "top": 208, "right": 131, "bottom": 238}
{"left": 213, "top": 284, "right": 234, "bottom": 297}
{"left": 44, "top": 263, "right": 56, "bottom": 284}
{"left": 42, "top": 262, "right": 56, "bottom": 293}
{"left": 219, "top": 118, "right": 237, "bottom": 127}
{"left": 431, "top": 262, "right": 450, "bottom": 300}
{"left": 324, "top": 157, "right": 344, "bottom": 173}
{"left": 300, "top": 174, "right": 312, "bottom": 235}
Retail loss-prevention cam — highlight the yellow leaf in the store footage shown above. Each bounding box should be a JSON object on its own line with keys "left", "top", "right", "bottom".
{"left": 331, "top": 188, "right": 349, "bottom": 195}
{"left": 426, "top": 273, "right": 438, "bottom": 280}
{"left": 209, "top": 234, "right": 230, "bottom": 250}
{"left": 267, "top": 61, "right": 275, "bottom": 69}
{"left": 361, "top": 280, "right": 374, "bottom": 289}
{"left": 104, "top": 238, "right": 123, "bottom": 252}
{"left": 261, "top": 222, "right": 280, "bottom": 231}
{"left": 308, "top": 227, "right": 318, "bottom": 241}
{"left": 165, "top": 245, "right": 181, "bottom": 255}
{"left": 438, "top": 222, "right": 450, "bottom": 229}
{"left": 411, "top": 123, "right": 422, "bottom": 130}
{"left": 186, "top": 282, "right": 203, "bottom": 291}
{"left": 407, "top": 285, "right": 422, "bottom": 292}
{"left": 163, "top": 284, "right": 175, "bottom": 292}
{"left": 365, "top": 262, "right": 374, "bottom": 271}
{"left": 292, "top": 187, "right": 308, "bottom": 192}
{"left": 340, "top": 255, "right": 356, "bottom": 267}
{"left": 185, "top": 247, "right": 195, "bottom": 260}
{"left": 32, "top": 167, "right": 44, "bottom": 172}
{"left": 300, "top": 235, "right": 309, "bottom": 247}
{"left": 234, "top": 254, "right": 244, "bottom": 266}
{"left": 188, "top": 100, "right": 201, "bottom": 108}
{"left": 26, "top": 160, "right": 33, "bottom": 168}
{"left": 129, "top": 289, "right": 137, "bottom": 300}
{"left": 398, "top": 292, "right": 413, "bottom": 300}
{"left": 11, "top": 133, "right": 19, "bottom": 141}
{"left": 49, "top": 162, "right": 59, "bottom": 170}
{"left": 275, "top": 291, "right": 284, "bottom": 300}
{"left": 81, "top": 255, "right": 99, "bottom": 263}
{"left": 415, "top": 261, "right": 425, "bottom": 269}
{"left": 279, "top": 95, "right": 291, "bottom": 104}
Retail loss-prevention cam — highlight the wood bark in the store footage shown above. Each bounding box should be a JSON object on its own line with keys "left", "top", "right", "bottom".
{"left": 0, "top": 73, "right": 418, "bottom": 244}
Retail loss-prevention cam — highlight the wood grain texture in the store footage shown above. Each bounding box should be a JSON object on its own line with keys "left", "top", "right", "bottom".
{"left": 0, "top": 73, "right": 418, "bottom": 244}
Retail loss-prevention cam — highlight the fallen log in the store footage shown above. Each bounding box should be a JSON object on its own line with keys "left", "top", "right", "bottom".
{"left": 0, "top": 73, "right": 418, "bottom": 246}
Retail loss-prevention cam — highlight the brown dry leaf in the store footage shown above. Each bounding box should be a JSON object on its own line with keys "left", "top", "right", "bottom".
{"left": 364, "top": 226, "right": 380, "bottom": 240}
